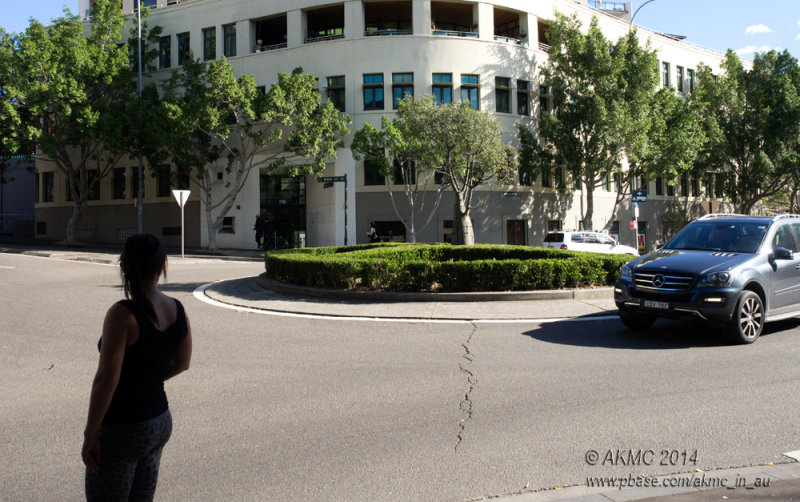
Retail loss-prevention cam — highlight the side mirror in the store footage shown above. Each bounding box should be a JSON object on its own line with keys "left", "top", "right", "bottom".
{"left": 772, "top": 247, "right": 794, "bottom": 260}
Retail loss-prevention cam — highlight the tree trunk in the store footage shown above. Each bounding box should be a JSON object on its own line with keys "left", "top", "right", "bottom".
{"left": 453, "top": 199, "right": 474, "bottom": 245}
{"left": 64, "top": 198, "right": 87, "bottom": 244}
{"left": 583, "top": 182, "right": 595, "bottom": 231}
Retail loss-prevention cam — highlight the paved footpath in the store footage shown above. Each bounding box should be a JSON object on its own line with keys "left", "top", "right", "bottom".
{"left": 3, "top": 238, "right": 799, "bottom": 501}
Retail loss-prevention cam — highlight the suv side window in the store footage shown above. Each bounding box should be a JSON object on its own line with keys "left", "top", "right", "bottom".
{"left": 773, "top": 224, "right": 798, "bottom": 252}
{"left": 571, "top": 233, "right": 585, "bottom": 243}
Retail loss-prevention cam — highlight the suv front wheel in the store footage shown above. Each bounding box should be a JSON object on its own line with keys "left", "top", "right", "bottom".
{"left": 727, "top": 290, "right": 764, "bottom": 344}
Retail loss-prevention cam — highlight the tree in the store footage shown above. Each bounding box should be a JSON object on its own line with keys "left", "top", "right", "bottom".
{"left": 520, "top": 14, "right": 680, "bottom": 231}
{"left": 161, "top": 60, "right": 349, "bottom": 249}
{"left": 350, "top": 108, "right": 447, "bottom": 243}
{"left": 378, "top": 96, "right": 516, "bottom": 245}
{"left": 693, "top": 50, "right": 800, "bottom": 214}
{"left": 13, "top": 0, "right": 135, "bottom": 244}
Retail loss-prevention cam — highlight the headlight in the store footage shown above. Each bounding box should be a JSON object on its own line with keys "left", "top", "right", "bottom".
{"left": 620, "top": 264, "right": 633, "bottom": 281}
{"left": 698, "top": 271, "right": 733, "bottom": 287}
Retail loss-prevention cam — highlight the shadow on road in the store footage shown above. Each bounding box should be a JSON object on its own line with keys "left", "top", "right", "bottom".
{"left": 520, "top": 315, "right": 796, "bottom": 349}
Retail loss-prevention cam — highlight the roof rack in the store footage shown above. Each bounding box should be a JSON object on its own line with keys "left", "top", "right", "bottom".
{"left": 699, "top": 213, "right": 749, "bottom": 219}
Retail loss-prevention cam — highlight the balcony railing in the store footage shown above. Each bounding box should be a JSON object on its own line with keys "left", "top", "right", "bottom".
{"left": 432, "top": 30, "right": 479, "bottom": 38}
{"left": 365, "top": 28, "right": 412, "bottom": 37}
{"left": 494, "top": 35, "right": 529, "bottom": 47}
{"left": 538, "top": 42, "right": 551, "bottom": 53}
{"left": 305, "top": 33, "right": 345, "bottom": 44}
{"left": 587, "top": 0, "right": 629, "bottom": 14}
{"left": 254, "top": 42, "right": 287, "bottom": 53}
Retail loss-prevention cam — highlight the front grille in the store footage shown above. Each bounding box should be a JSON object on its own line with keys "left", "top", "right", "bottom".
{"left": 631, "top": 289, "right": 694, "bottom": 303}
{"left": 633, "top": 271, "right": 695, "bottom": 291}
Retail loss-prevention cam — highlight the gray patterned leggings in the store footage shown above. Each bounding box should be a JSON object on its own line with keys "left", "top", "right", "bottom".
{"left": 85, "top": 410, "right": 173, "bottom": 502}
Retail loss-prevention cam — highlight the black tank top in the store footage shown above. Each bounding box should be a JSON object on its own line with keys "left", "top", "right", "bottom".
{"left": 100, "top": 298, "right": 188, "bottom": 426}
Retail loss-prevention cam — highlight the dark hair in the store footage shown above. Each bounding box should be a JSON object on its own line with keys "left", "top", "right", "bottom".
{"left": 120, "top": 233, "right": 167, "bottom": 322}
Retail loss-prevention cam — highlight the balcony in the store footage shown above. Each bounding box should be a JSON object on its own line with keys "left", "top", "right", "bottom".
{"left": 364, "top": 1, "right": 412, "bottom": 37}
{"left": 306, "top": 5, "right": 344, "bottom": 45}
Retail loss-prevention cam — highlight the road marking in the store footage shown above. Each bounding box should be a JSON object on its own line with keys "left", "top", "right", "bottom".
{"left": 784, "top": 450, "right": 800, "bottom": 461}
{"left": 193, "top": 282, "right": 619, "bottom": 324}
{"left": 0, "top": 251, "right": 116, "bottom": 266}
{"left": 0, "top": 265, "right": 14, "bottom": 269}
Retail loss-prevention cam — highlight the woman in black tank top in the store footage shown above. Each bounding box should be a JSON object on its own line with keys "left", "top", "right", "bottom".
{"left": 82, "top": 234, "right": 193, "bottom": 501}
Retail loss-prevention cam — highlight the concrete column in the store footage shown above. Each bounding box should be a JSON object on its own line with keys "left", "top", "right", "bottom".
{"left": 476, "top": 3, "right": 493, "bottom": 41}
{"left": 287, "top": 9, "right": 303, "bottom": 48}
{"left": 519, "top": 12, "right": 530, "bottom": 44}
{"left": 236, "top": 20, "right": 250, "bottom": 57}
{"left": 412, "top": 0, "right": 432, "bottom": 35}
{"left": 345, "top": 0, "right": 365, "bottom": 39}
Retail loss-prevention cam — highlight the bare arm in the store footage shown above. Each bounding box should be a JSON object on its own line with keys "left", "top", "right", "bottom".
{"left": 81, "top": 304, "right": 135, "bottom": 473}
{"left": 164, "top": 313, "right": 192, "bottom": 381}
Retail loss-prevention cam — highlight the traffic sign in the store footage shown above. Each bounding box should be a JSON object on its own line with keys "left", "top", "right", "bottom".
{"left": 632, "top": 189, "right": 647, "bottom": 203}
{"left": 319, "top": 176, "right": 347, "bottom": 183}
{"left": 172, "top": 190, "right": 191, "bottom": 259}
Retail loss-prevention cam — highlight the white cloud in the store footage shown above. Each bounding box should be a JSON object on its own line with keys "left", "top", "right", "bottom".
{"left": 796, "top": 32, "right": 800, "bottom": 40}
{"left": 745, "top": 24, "right": 773, "bottom": 35}
{"left": 735, "top": 45, "right": 776, "bottom": 56}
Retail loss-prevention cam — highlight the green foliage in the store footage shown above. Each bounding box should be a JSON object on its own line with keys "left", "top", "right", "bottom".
{"left": 358, "top": 95, "right": 518, "bottom": 245}
{"left": 161, "top": 61, "right": 350, "bottom": 249}
{"left": 693, "top": 50, "right": 800, "bottom": 214}
{"left": 11, "top": 0, "right": 138, "bottom": 242}
{"left": 518, "top": 14, "right": 700, "bottom": 229}
{"left": 264, "top": 243, "right": 631, "bottom": 292}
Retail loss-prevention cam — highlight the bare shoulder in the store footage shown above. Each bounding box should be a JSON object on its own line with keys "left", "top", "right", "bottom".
{"left": 102, "top": 303, "right": 138, "bottom": 344}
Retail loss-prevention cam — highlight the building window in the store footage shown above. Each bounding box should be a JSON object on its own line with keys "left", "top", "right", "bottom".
{"left": 66, "top": 180, "right": 73, "bottom": 201}
{"left": 539, "top": 85, "right": 552, "bottom": 114}
{"left": 662, "top": 62, "right": 671, "bottom": 88}
{"left": 667, "top": 183, "right": 674, "bottom": 197}
{"left": 495, "top": 77, "right": 511, "bottom": 114}
{"left": 680, "top": 173, "right": 688, "bottom": 195}
{"left": 691, "top": 176, "right": 699, "bottom": 197}
{"left": 363, "top": 73, "right": 384, "bottom": 111}
{"left": 159, "top": 36, "right": 171, "bottom": 68}
{"left": 392, "top": 73, "right": 414, "bottom": 109}
{"left": 43, "top": 172, "right": 54, "bottom": 202}
{"left": 87, "top": 170, "right": 100, "bottom": 200}
{"left": 432, "top": 73, "right": 452, "bottom": 105}
{"left": 112, "top": 168, "right": 126, "bottom": 199}
{"left": 687, "top": 69, "right": 695, "bottom": 93}
{"left": 364, "top": 158, "right": 385, "bottom": 186}
{"left": 326, "top": 76, "right": 345, "bottom": 111}
{"left": 203, "top": 27, "right": 216, "bottom": 61}
{"left": 541, "top": 168, "right": 552, "bottom": 188}
{"left": 676, "top": 66, "right": 685, "bottom": 93}
{"left": 461, "top": 74, "right": 479, "bottom": 109}
{"left": 517, "top": 79, "right": 530, "bottom": 116}
{"left": 157, "top": 165, "right": 171, "bottom": 198}
{"left": 656, "top": 176, "right": 663, "bottom": 196}
{"left": 223, "top": 24, "right": 236, "bottom": 57}
{"left": 393, "top": 158, "right": 415, "bottom": 185}
{"left": 221, "top": 216, "right": 235, "bottom": 233}
{"left": 177, "top": 167, "right": 191, "bottom": 189}
{"left": 715, "top": 174, "right": 725, "bottom": 198}
{"left": 443, "top": 220, "right": 453, "bottom": 243}
{"left": 177, "top": 32, "right": 190, "bottom": 65}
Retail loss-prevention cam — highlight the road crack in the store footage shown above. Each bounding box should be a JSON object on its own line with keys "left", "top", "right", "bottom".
{"left": 455, "top": 322, "right": 477, "bottom": 452}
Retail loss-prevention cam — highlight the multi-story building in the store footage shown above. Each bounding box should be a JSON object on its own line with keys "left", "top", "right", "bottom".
{"left": 35, "top": 0, "right": 733, "bottom": 250}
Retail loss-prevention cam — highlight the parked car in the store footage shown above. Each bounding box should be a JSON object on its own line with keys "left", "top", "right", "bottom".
{"left": 615, "top": 213, "right": 800, "bottom": 344}
{"left": 542, "top": 231, "right": 639, "bottom": 255}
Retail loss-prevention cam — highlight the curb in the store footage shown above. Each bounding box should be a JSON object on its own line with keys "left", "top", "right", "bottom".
{"left": 257, "top": 274, "right": 615, "bottom": 303}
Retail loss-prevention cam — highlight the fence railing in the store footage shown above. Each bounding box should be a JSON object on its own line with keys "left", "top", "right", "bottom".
{"left": 0, "top": 213, "right": 33, "bottom": 235}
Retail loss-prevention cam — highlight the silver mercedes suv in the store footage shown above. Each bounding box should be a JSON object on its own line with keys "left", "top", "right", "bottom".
{"left": 614, "top": 214, "right": 800, "bottom": 344}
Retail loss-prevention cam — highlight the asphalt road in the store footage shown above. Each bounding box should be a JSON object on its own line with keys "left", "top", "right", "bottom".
{"left": 1, "top": 252, "right": 799, "bottom": 501}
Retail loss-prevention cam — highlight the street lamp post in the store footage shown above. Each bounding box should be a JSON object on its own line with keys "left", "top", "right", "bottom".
{"left": 629, "top": 0, "right": 657, "bottom": 30}
{"left": 136, "top": 0, "right": 144, "bottom": 233}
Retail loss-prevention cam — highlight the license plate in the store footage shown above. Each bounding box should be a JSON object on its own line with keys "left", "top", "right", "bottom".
{"left": 643, "top": 300, "right": 669, "bottom": 310}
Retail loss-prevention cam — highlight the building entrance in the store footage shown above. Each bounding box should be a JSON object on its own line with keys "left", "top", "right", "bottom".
{"left": 260, "top": 174, "right": 306, "bottom": 249}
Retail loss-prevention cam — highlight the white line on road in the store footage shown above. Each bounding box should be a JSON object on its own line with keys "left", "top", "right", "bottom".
{"left": 193, "top": 282, "right": 619, "bottom": 324}
{"left": 0, "top": 265, "right": 15, "bottom": 269}
{"left": 784, "top": 450, "right": 800, "bottom": 462}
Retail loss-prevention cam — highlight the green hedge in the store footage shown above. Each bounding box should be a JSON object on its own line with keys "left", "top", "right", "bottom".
{"left": 263, "top": 243, "right": 633, "bottom": 292}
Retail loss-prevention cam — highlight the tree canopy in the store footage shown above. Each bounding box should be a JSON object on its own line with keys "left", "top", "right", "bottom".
{"left": 161, "top": 59, "right": 349, "bottom": 249}
{"left": 693, "top": 50, "right": 800, "bottom": 214}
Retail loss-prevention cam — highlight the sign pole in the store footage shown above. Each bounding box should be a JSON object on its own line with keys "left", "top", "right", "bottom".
{"left": 172, "top": 190, "right": 191, "bottom": 260}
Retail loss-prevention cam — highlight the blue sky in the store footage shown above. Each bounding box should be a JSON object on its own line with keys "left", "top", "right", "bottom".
{"left": 1, "top": 0, "right": 798, "bottom": 59}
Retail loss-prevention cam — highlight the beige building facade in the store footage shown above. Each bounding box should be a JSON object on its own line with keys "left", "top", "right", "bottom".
{"left": 35, "top": 0, "right": 733, "bottom": 250}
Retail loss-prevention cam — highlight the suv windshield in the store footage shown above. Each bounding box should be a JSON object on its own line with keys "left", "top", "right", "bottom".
{"left": 665, "top": 222, "right": 768, "bottom": 253}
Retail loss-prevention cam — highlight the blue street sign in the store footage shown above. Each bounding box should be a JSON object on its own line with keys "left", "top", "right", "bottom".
{"left": 632, "top": 189, "right": 648, "bottom": 203}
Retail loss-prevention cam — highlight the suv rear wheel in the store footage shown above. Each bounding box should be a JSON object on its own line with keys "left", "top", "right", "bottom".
{"left": 619, "top": 311, "right": 657, "bottom": 330}
{"left": 727, "top": 290, "right": 764, "bottom": 344}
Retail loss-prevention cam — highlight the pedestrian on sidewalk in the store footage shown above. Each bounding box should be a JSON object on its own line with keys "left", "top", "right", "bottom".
{"left": 82, "top": 233, "right": 192, "bottom": 501}
{"left": 367, "top": 222, "right": 379, "bottom": 243}
{"left": 254, "top": 215, "right": 265, "bottom": 250}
